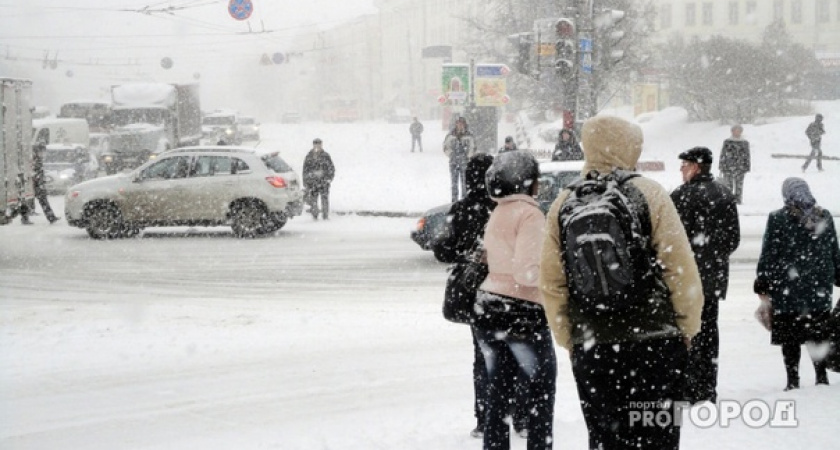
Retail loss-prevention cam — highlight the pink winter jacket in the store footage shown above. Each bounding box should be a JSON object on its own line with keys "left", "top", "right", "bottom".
{"left": 479, "top": 194, "right": 545, "bottom": 305}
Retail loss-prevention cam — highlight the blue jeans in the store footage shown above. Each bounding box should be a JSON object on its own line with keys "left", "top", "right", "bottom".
{"left": 450, "top": 159, "right": 467, "bottom": 202}
{"left": 475, "top": 323, "right": 556, "bottom": 450}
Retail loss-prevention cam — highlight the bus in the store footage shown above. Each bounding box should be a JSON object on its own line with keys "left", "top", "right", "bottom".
{"left": 58, "top": 101, "right": 112, "bottom": 133}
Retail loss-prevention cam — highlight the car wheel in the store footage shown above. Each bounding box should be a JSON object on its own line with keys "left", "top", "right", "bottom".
{"left": 231, "top": 201, "right": 266, "bottom": 238}
{"left": 85, "top": 203, "right": 124, "bottom": 239}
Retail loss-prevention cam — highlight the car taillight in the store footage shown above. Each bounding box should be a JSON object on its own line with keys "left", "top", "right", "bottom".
{"left": 69, "top": 191, "right": 80, "bottom": 198}
{"left": 265, "top": 176, "right": 287, "bottom": 188}
{"left": 416, "top": 217, "right": 426, "bottom": 231}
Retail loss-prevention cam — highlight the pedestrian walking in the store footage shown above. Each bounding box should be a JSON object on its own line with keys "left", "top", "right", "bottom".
{"left": 410, "top": 117, "right": 424, "bottom": 152}
{"left": 20, "top": 141, "right": 60, "bottom": 225}
{"left": 551, "top": 128, "right": 583, "bottom": 161}
{"left": 302, "top": 138, "right": 335, "bottom": 220}
{"left": 718, "top": 124, "right": 750, "bottom": 204}
{"left": 443, "top": 116, "right": 477, "bottom": 202}
{"left": 754, "top": 177, "right": 840, "bottom": 390}
{"left": 671, "top": 147, "right": 741, "bottom": 404}
{"left": 541, "top": 116, "right": 703, "bottom": 450}
{"left": 474, "top": 151, "right": 557, "bottom": 450}
{"left": 498, "top": 136, "right": 517, "bottom": 154}
{"left": 802, "top": 114, "right": 826, "bottom": 172}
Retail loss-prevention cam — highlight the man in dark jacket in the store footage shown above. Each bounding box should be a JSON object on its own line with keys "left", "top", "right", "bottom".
{"left": 443, "top": 116, "right": 477, "bottom": 202}
{"left": 718, "top": 124, "right": 750, "bottom": 204}
{"left": 302, "top": 138, "right": 335, "bottom": 220}
{"left": 409, "top": 117, "right": 424, "bottom": 152}
{"left": 498, "top": 136, "right": 517, "bottom": 154}
{"left": 552, "top": 128, "right": 583, "bottom": 161}
{"left": 20, "top": 141, "right": 60, "bottom": 225}
{"left": 803, "top": 113, "right": 825, "bottom": 172}
{"left": 671, "top": 147, "right": 740, "bottom": 404}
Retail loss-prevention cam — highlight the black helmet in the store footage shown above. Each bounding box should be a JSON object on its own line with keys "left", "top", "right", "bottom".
{"left": 485, "top": 150, "right": 539, "bottom": 198}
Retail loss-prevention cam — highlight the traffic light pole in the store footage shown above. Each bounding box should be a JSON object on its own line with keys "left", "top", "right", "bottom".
{"left": 575, "top": 0, "right": 596, "bottom": 123}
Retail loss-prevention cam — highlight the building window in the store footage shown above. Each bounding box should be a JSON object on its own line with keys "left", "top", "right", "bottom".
{"left": 746, "top": 1, "right": 757, "bottom": 16}
{"left": 703, "top": 3, "right": 714, "bottom": 25}
{"left": 792, "top": 0, "right": 802, "bottom": 23}
{"left": 686, "top": 3, "right": 697, "bottom": 26}
{"left": 817, "top": 0, "right": 830, "bottom": 22}
{"left": 729, "top": 2, "right": 739, "bottom": 25}
{"left": 774, "top": 0, "right": 785, "bottom": 20}
{"left": 661, "top": 4, "right": 672, "bottom": 29}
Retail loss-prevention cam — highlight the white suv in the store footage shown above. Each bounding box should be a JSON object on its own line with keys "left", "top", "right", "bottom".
{"left": 65, "top": 146, "right": 304, "bottom": 238}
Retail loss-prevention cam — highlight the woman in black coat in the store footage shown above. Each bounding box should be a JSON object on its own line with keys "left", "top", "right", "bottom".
{"left": 551, "top": 128, "right": 583, "bottom": 161}
{"left": 754, "top": 178, "right": 840, "bottom": 390}
{"left": 432, "top": 154, "right": 529, "bottom": 438}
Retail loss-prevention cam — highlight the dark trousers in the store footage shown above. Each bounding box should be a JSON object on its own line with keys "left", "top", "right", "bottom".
{"left": 471, "top": 328, "right": 529, "bottom": 432}
{"left": 571, "top": 338, "right": 688, "bottom": 450}
{"left": 411, "top": 135, "right": 422, "bottom": 152}
{"left": 449, "top": 159, "right": 467, "bottom": 202}
{"left": 802, "top": 143, "right": 823, "bottom": 171}
{"left": 23, "top": 182, "right": 57, "bottom": 222}
{"left": 782, "top": 343, "right": 829, "bottom": 387}
{"left": 475, "top": 326, "right": 556, "bottom": 450}
{"left": 720, "top": 172, "right": 745, "bottom": 204}
{"left": 306, "top": 184, "right": 330, "bottom": 219}
{"left": 685, "top": 298, "right": 719, "bottom": 403}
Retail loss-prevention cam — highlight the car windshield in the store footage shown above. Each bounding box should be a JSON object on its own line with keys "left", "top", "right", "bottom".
{"left": 262, "top": 153, "right": 293, "bottom": 173}
{"left": 44, "top": 149, "right": 84, "bottom": 164}
{"left": 203, "top": 116, "right": 235, "bottom": 126}
{"left": 238, "top": 118, "right": 254, "bottom": 124}
{"left": 112, "top": 108, "right": 167, "bottom": 127}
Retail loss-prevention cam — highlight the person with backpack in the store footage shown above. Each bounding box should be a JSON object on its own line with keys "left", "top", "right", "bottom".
{"left": 670, "top": 147, "right": 741, "bottom": 404}
{"left": 754, "top": 178, "right": 840, "bottom": 390}
{"left": 718, "top": 124, "right": 750, "bottom": 204}
{"left": 540, "top": 116, "right": 703, "bottom": 450}
{"left": 431, "top": 154, "right": 530, "bottom": 439}
{"left": 802, "top": 114, "right": 825, "bottom": 173}
{"left": 443, "top": 116, "right": 477, "bottom": 202}
{"left": 551, "top": 128, "right": 583, "bottom": 161}
{"left": 473, "top": 150, "right": 556, "bottom": 450}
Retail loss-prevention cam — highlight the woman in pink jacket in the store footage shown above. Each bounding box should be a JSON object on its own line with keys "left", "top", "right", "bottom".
{"left": 474, "top": 151, "right": 557, "bottom": 450}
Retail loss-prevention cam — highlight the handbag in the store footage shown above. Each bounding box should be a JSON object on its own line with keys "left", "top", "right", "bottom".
{"left": 442, "top": 238, "right": 488, "bottom": 325}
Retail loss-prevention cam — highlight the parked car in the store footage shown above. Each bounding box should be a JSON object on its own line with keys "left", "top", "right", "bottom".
{"left": 281, "top": 112, "right": 302, "bottom": 124}
{"left": 385, "top": 108, "right": 412, "bottom": 123}
{"left": 236, "top": 116, "right": 260, "bottom": 140}
{"left": 65, "top": 146, "right": 304, "bottom": 239}
{"left": 43, "top": 144, "right": 99, "bottom": 194}
{"left": 411, "top": 159, "right": 584, "bottom": 261}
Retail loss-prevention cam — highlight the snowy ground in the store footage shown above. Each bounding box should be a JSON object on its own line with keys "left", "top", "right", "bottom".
{"left": 1, "top": 105, "right": 839, "bottom": 449}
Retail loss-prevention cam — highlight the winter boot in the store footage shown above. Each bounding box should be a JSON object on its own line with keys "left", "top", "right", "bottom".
{"left": 815, "top": 362, "right": 830, "bottom": 386}
{"left": 782, "top": 344, "right": 801, "bottom": 391}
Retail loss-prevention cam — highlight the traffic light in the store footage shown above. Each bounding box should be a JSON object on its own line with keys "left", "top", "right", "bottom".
{"left": 554, "top": 18, "right": 576, "bottom": 77}
{"left": 507, "top": 32, "right": 535, "bottom": 76}
{"left": 595, "top": 9, "right": 626, "bottom": 69}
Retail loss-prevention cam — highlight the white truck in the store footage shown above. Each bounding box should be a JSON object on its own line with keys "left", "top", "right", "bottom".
{"left": 104, "top": 83, "right": 201, "bottom": 174}
{"left": 1, "top": 78, "right": 35, "bottom": 225}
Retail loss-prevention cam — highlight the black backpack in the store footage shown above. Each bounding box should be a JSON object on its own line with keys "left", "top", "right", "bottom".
{"left": 559, "top": 170, "right": 662, "bottom": 315}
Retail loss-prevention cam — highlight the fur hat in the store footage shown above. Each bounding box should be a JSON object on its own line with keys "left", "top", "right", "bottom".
{"left": 580, "top": 116, "right": 644, "bottom": 171}
{"left": 679, "top": 147, "right": 713, "bottom": 165}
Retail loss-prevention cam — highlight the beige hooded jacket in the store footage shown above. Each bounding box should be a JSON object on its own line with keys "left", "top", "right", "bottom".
{"left": 539, "top": 116, "right": 703, "bottom": 350}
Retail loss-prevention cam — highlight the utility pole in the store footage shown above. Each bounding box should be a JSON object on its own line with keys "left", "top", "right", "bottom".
{"left": 576, "top": 0, "right": 596, "bottom": 122}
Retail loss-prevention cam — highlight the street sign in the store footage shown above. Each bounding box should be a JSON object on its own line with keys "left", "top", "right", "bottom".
{"left": 579, "top": 38, "right": 593, "bottom": 74}
{"left": 228, "top": 0, "right": 253, "bottom": 21}
{"left": 441, "top": 64, "right": 469, "bottom": 104}
{"left": 474, "top": 64, "right": 509, "bottom": 107}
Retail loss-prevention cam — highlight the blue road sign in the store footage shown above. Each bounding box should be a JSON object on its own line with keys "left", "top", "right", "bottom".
{"left": 579, "top": 38, "right": 593, "bottom": 74}
{"left": 228, "top": 0, "right": 253, "bottom": 21}
{"left": 475, "top": 64, "right": 510, "bottom": 77}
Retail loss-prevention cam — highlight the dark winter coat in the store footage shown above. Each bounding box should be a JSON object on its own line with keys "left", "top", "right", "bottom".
{"left": 806, "top": 121, "right": 825, "bottom": 146}
{"left": 32, "top": 145, "right": 46, "bottom": 188}
{"left": 670, "top": 173, "right": 741, "bottom": 306}
{"left": 443, "top": 128, "right": 477, "bottom": 164}
{"left": 302, "top": 149, "right": 335, "bottom": 189}
{"left": 552, "top": 133, "right": 583, "bottom": 161}
{"left": 410, "top": 121, "right": 424, "bottom": 137}
{"left": 431, "top": 155, "right": 495, "bottom": 263}
{"left": 754, "top": 207, "right": 840, "bottom": 314}
{"left": 718, "top": 138, "right": 750, "bottom": 174}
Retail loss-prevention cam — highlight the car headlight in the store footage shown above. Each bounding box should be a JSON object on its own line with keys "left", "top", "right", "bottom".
{"left": 104, "top": 155, "right": 113, "bottom": 163}
{"left": 226, "top": 128, "right": 233, "bottom": 135}
{"left": 59, "top": 173, "right": 71, "bottom": 179}
{"left": 148, "top": 154, "right": 157, "bottom": 160}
